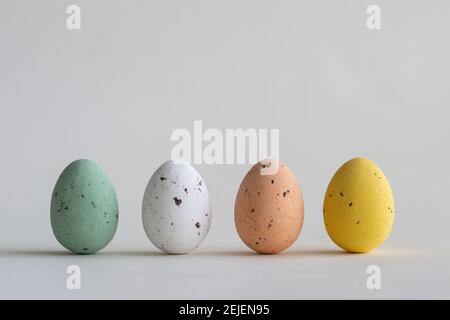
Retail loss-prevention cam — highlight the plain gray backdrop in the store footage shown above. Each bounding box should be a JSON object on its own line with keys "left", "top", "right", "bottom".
{"left": 1, "top": 0, "right": 449, "bottom": 299}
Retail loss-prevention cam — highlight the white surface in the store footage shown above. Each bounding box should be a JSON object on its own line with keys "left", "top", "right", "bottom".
{"left": 1, "top": 240, "right": 448, "bottom": 299}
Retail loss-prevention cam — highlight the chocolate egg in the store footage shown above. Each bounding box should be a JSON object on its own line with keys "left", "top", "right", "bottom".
{"left": 234, "top": 160, "right": 304, "bottom": 254}
{"left": 323, "top": 157, "right": 394, "bottom": 253}
{"left": 50, "top": 159, "right": 119, "bottom": 254}
{"left": 142, "top": 160, "right": 211, "bottom": 254}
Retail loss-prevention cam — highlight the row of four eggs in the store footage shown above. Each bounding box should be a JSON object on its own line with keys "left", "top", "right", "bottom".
{"left": 50, "top": 158, "right": 395, "bottom": 255}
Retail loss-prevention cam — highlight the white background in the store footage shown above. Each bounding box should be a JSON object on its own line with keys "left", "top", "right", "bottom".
{"left": 1, "top": 0, "right": 449, "bottom": 298}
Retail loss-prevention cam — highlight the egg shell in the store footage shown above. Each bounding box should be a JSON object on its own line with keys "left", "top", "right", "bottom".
{"left": 142, "top": 160, "right": 211, "bottom": 254}
{"left": 323, "top": 157, "right": 395, "bottom": 253}
{"left": 50, "top": 159, "right": 119, "bottom": 254}
{"left": 234, "top": 160, "right": 304, "bottom": 254}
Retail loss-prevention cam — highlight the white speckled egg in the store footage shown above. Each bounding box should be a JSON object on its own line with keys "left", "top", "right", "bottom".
{"left": 142, "top": 160, "right": 211, "bottom": 254}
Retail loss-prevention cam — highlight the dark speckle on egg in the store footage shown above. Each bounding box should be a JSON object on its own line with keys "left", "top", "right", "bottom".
{"left": 173, "top": 197, "right": 182, "bottom": 206}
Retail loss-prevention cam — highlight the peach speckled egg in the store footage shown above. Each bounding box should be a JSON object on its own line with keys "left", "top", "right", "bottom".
{"left": 234, "top": 159, "right": 304, "bottom": 254}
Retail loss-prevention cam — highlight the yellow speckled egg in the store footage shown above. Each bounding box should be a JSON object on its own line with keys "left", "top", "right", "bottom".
{"left": 323, "top": 157, "right": 394, "bottom": 253}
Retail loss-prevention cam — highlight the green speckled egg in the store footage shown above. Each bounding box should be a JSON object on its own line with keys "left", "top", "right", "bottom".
{"left": 50, "top": 159, "right": 118, "bottom": 254}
